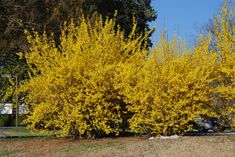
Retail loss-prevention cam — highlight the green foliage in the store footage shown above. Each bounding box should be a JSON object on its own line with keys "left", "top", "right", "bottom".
{"left": 0, "top": 60, "right": 28, "bottom": 104}
{"left": 0, "top": 67, "right": 12, "bottom": 102}
{"left": 0, "top": 114, "right": 26, "bottom": 127}
{"left": 85, "top": 0, "right": 157, "bottom": 46}
{"left": 0, "top": 0, "right": 85, "bottom": 62}
{"left": 0, "top": 0, "right": 156, "bottom": 63}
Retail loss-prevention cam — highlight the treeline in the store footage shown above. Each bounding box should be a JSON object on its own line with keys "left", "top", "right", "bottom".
{"left": 17, "top": 2, "right": 234, "bottom": 138}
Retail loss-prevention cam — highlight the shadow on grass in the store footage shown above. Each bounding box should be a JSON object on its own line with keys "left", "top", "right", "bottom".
{"left": 0, "top": 127, "right": 59, "bottom": 140}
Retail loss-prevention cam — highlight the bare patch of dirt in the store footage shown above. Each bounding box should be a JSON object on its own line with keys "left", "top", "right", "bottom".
{"left": 0, "top": 136, "right": 234, "bottom": 157}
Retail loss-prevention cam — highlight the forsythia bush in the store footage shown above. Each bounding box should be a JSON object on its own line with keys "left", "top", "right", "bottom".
{"left": 115, "top": 1, "right": 234, "bottom": 135}
{"left": 116, "top": 36, "right": 218, "bottom": 135}
{"left": 212, "top": 3, "right": 235, "bottom": 127}
{"left": 19, "top": 1, "right": 234, "bottom": 137}
{"left": 19, "top": 16, "right": 146, "bottom": 137}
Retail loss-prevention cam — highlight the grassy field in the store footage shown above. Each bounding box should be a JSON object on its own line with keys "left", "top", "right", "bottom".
{"left": 1, "top": 127, "right": 58, "bottom": 137}
{"left": 0, "top": 135, "right": 234, "bottom": 157}
{"left": 2, "top": 127, "right": 41, "bottom": 137}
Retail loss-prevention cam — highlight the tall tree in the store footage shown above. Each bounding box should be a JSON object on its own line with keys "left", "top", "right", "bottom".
{"left": 0, "top": 0, "right": 85, "bottom": 63}
{"left": 85, "top": 0, "right": 157, "bottom": 46}
{"left": 0, "top": 0, "right": 157, "bottom": 64}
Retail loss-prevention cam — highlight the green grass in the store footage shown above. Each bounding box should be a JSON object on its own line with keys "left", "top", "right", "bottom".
{"left": 2, "top": 127, "right": 57, "bottom": 137}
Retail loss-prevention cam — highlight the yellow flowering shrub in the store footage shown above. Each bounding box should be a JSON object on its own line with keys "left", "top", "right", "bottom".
{"left": 212, "top": 2, "right": 235, "bottom": 126}
{"left": 115, "top": 0, "right": 234, "bottom": 135}
{"left": 19, "top": 16, "right": 146, "bottom": 138}
{"left": 116, "top": 35, "right": 218, "bottom": 136}
{"left": 19, "top": 1, "right": 234, "bottom": 137}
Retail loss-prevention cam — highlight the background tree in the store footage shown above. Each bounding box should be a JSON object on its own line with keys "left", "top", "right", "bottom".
{"left": 85, "top": 0, "right": 157, "bottom": 46}
{"left": 0, "top": 0, "right": 86, "bottom": 63}
{"left": 0, "top": 0, "right": 156, "bottom": 64}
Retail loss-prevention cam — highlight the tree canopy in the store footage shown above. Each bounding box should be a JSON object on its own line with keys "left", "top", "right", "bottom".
{"left": 0, "top": 0, "right": 157, "bottom": 64}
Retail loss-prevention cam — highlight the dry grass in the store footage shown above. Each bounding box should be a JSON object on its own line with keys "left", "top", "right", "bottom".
{"left": 0, "top": 135, "right": 234, "bottom": 157}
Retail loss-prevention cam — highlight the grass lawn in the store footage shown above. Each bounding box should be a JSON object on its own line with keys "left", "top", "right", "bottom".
{"left": 1, "top": 127, "right": 57, "bottom": 137}
{"left": 0, "top": 135, "right": 234, "bottom": 157}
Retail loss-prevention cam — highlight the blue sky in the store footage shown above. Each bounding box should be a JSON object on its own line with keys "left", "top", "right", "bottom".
{"left": 149, "top": 0, "right": 225, "bottom": 48}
